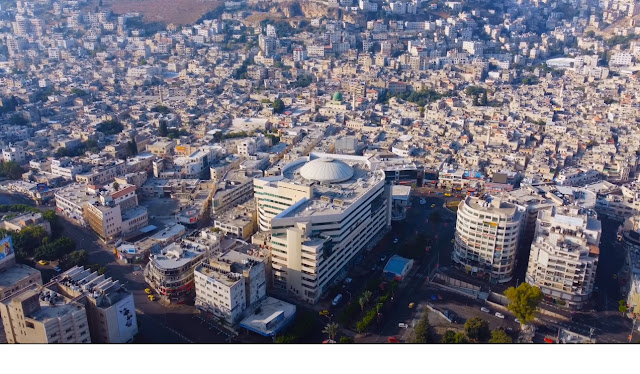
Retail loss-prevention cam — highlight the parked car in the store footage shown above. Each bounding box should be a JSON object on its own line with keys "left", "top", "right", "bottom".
{"left": 38, "top": 260, "right": 48, "bottom": 266}
{"left": 332, "top": 294, "right": 343, "bottom": 307}
{"left": 495, "top": 312, "right": 505, "bottom": 319}
{"left": 53, "top": 266, "right": 61, "bottom": 272}
{"left": 343, "top": 278, "right": 352, "bottom": 286}
{"left": 388, "top": 337, "right": 400, "bottom": 343}
{"left": 481, "top": 307, "right": 490, "bottom": 313}
{"left": 380, "top": 255, "right": 388, "bottom": 262}
{"left": 408, "top": 302, "right": 415, "bottom": 309}
{"left": 430, "top": 204, "right": 436, "bottom": 208}
{"left": 148, "top": 295, "right": 156, "bottom": 301}
{"left": 392, "top": 238, "right": 399, "bottom": 244}
{"left": 145, "top": 288, "right": 153, "bottom": 295}
{"left": 398, "top": 323, "right": 408, "bottom": 328}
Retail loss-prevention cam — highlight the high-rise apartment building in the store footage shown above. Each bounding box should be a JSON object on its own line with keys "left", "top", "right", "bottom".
{"left": 254, "top": 153, "right": 391, "bottom": 303}
{"left": 452, "top": 196, "right": 524, "bottom": 283}
{"left": 526, "top": 206, "right": 601, "bottom": 309}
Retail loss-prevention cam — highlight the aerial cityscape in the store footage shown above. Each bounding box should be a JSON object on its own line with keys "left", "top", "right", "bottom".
{"left": 1, "top": 0, "right": 640, "bottom": 346}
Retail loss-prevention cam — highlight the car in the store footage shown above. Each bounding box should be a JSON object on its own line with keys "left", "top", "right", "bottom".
{"left": 419, "top": 199, "right": 426, "bottom": 205}
{"left": 145, "top": 288, "right": 152, "bottom": 295}
{"left": 370, "top": 264, "right": 377, "bottom": 271}
{"left": 343, "top": 277, "right": 353, "bottom": 285}
{"left": 481, "top": 307, "right": 490, "bottom": 313}
{"left": 392, "top": 238, "right": 399, "bottom": 244}
{"left": 148, "top": 295, "right": 156, "bottom": 301}
{"left": 319, "top": 310, "right": 330, "bottom": 317}
{"left": 398, "top": 323, "right": 408, "bottom": 328}
{"left": 444, "top": 193, "right": 452, "bottom": 197}
{"left": 388, "top": 337, "right": 400, "bottom": 343}
{"left": 53, "top": 266, "right": 61, "bottom": 272}
{"left": 495, "top": 312, "right": 505, "bottom": 319}
{"left": 430, "top": 294, "right": 438, "bottom": 300}
{"left": 38, "top": 260, "right": 48, "bottom": 266}
{"left": 431, "top": 204, "right": 436, "bottom": 208}
{"left": 332, "top": 294, "right": 343, "bottom": 307}
{"left": 380, "top": 255, "right": 388, "bottom": 262}
{"left": 408, "top": 302, "right": 415, "bottom": 309}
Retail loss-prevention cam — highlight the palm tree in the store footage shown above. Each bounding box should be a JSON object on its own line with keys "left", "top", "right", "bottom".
{"left": 362, "top": 290, "right": 372, "bottom": 305}
{"left": 323, "top": 322, "right": 339, "bottom": 341}
{"left": 359, "top": 296, "right": 367, "bottom": 312}
{"left": 359, "top": 290, "right": 373, "bottom": 312}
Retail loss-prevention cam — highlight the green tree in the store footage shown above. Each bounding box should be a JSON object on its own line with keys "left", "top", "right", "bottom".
{"left": 412, "top": 313, "right": 430, "bottom": 343}
{"left": 9, "top": 113, "right": 29, "bottom": 126}
{"left": 322, "top": 322, "right": 339, "bottom": 341}
{"left": 358, "top": 290, "right": 373, "bottom": 312}
{"left": 464, "top": 317, "right": 490, "bottom": 342}
{"left": 113, "top": 182, "right": 120, "bottom": 191}
{"left": 61, "top": 250, "right": 88, "bottom": 269}
{"left": 272, "top": 98, "right": 285, "bottom": 114}
{"left": 441, "top": 330, "right": 468, "bottom": 343}
{"left": 619, "top": 300, "right": 628, "bottom": 315}
{"left": 0, "top": 161, "right": 26, "bottom": 180}
{"left": 126, "top": 137, "right": 138, "bottom": 157}
{"left": 339, "top": 336, "right": 354, "bottom": 343}
{"left": 158, "top": 120, "right": 168, "bottom": 137}
{"left": 96, "top": 119, "right": 124, "bottom": 135}
{"left": 489, "top": 329, "right": 512, "bottom": 343}
{"left": 504, "top": 283, "right": 543, "bottom": 325}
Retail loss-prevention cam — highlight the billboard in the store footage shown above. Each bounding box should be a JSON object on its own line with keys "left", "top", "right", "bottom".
{"left": 116, "top": 295, "right": 138, "bottom": 342}
{"left": 0, "top": 237, "right": 14, "bottom": 260}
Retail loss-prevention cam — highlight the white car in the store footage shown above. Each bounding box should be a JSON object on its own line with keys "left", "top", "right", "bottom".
{"left": 495, "top": 312, "right": 505, "bottom": 319}
{"left": 398, "top": 323, "right": 408, "bottom": 328}
{"left": 481, "top": 307, "right": 490, "bottom": 313}
{"left": 392, "top": 238, "right": 399, "bottom": 244}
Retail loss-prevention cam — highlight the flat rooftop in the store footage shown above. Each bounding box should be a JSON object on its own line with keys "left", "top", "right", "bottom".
{"left": 121, "top": 205, "right": 148, "bottom": 220}
{"left": 0, "top": 264, "right": 40, "bottom": 290}
{"left": 239, "top": 297, "right": 296, "bottom": 336}
{"left": 465, "top": 196, "right": 519, "bottom": 217}
{"left": 150, "top": 241, "right": 206, "bottom": 270}
{"left": 269, "top": 153, "right": 385, "bottom": 219}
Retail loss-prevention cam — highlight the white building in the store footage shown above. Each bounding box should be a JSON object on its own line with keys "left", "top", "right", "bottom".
{"left": 195, "top": 248, "right": 266, "bottom": 325}
{"left": 254, "top": 153, "right": 391, "bottom": 303}
{"left": 526, "top": 206, "right": 601, "bottom": 309}
{"left": 555, "top": 168, "right": 602, "bottom": 186}
{"left": 453, "top": 196, "right": 524, "bottom": 282}
{"left": 2, "top": 144, "right": 26, "bottom": 164}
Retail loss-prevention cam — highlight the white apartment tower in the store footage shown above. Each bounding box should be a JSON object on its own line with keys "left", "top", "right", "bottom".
{"left": 254, "top": 153, "right": 391, "bottom": 303}
{"left": 526, "top": 206, "right": 601, "bottom": 309}
{"left": 453, "top": 196, "right": 524, "bottom": 283}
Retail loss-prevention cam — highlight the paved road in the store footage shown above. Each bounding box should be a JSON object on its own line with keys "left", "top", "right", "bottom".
{"left": 57, "top": 215, "right": 234, "bottom": 343}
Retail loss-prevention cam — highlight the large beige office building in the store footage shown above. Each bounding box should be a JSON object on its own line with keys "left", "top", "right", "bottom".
{"left": 254, "top": 153, "right": 391, "bottom": 304}
{"left": 526, "top": 206, "right": 601, "bottom": 309}
{"left": 453, "top": 195, "right": 524, "bottom": 283}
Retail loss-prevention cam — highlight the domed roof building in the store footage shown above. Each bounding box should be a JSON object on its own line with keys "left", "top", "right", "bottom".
{"left": 299, "top": 157, "right": 354, "bottom": 183}
{"left": 332, "top": 92, "right": 343, "bottom": 102}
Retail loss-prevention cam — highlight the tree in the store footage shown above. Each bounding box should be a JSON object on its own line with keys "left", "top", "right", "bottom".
{"left": 339, "top": 336, "right": 354, "bottom": 343}
{"left": 61, "top": 250, "right": 88, "bottom": 269}
{"left": 126, "top": 137, "right": 138, "bottom": 157}
{"left": 359, "top": 290, "right": 372, "bottom": 311}
{"left": 358, "top": 296, "right": 367, "bottom": 312}
{"left": 412, "top": 313, "right": 430, "bottom": 343}
{"left": 96, "top": 119, "right": 124, "bottom": 135}
{"left": 441, "top": 330, "right": 467, "bottom": 343}
{"left": 272, "top": 98, "right": 285, "bottom": 114}
{"left": 504, "top": 283, "right": 543, "bottom": 325}
{"left": 464, "top": 317, "right": 490, "bottom": 342}
{"left": 0, "top": 161, "right": 26, "bottom": 180}
{"left": 113, "top": 182, "right": 120, "bottom": 191}
{"left": 619, "top": 300, "right": 628, "bottom": 315}
{"left": 158, "top": 120, "right": 168, "bottom": 137}
{"left": 322, "top": 322, "right": 339, "bottom": 341}
{"left": 489, "top": 329, "right": 512, "bottom": 343}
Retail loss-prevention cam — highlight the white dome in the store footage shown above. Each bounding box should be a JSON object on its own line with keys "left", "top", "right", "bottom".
{"left": 299, "top": 157, "right": 354, "bottom": 183}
